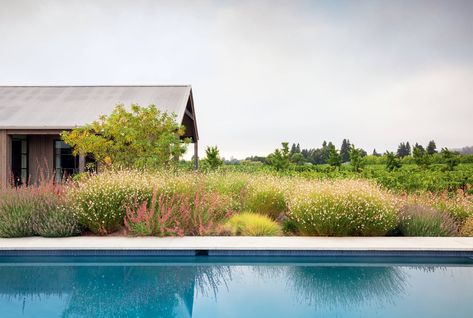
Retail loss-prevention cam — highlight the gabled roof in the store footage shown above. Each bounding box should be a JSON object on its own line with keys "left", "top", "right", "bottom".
{"left": 0, "top": 85, "right": 193, "bottom": 130}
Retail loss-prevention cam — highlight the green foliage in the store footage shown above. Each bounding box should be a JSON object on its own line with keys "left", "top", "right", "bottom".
{"left": 426, "top": 140, "right": 437, "bottom": 155}
{"left": 68, "top": 171, "right": 152, "bottom": 235}
{"left": 340, "top": 139, "right": 351, "bottom": 163}
{"left": 268, "top": 142, "right": 291, "bottom": 171}
{"left": 204, "top": 146, "right": 223, "bottom": 170}
{"left": 282, "top": 218, "right": 298, "bottom": 234}
{"left": 441, "top": 148, "right": 460, "bottom": 171}
{"left": 0, "top": 190, "right": 36, "bottom": 237}
{"left": 413, "top": 143, "right": 431, "bottom": 169}
{"left": 460, "top": 217, "right": 473, "bottom": 236}
{"left": 290, "top": 152, "right": 305, "bottom": 165}
{"left": 32, "top": 194, "right": 82, "bottom": 237}
{"left": 224, "top": 212, "right": 282, "bottom": 236}
{"left": 349, "top": 145, "right": 366, "bottom": 172}
{"left": 246, "top": 187, "right": 287, "bottom": 219}
{"left": 327, "top": 143, "right": 342, "bottom": 168}
{"left": 398, "top": 204, "right": 457, "bottom": 236}
{"left": 396, "top": 142, "right": 411, "bottom": 158}
{"left": 0, "top": 186, "right": 81, "bottom": 238}
{"left": 385, "top": 152, "right": 401, "bottom": 171}
{"left": 288, "top": 180, "right": 399, "bottom": 236}
{"left": 61, "top": 104, "right": 188, "bottom": 169}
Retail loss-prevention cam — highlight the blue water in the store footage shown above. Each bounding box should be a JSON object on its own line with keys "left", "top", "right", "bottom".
{"left": 0, "top": 256, "right": 472, "bottom": 318}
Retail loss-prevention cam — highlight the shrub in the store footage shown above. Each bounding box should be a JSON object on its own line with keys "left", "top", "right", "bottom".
{"left": 32, "top": 193, "right": 81, "bottom": 237}
{"left": 0, "top": 184, "right": 80, "bottom": 238}
{"left": 398, "top": 204, "right": 458, "bottom": 236}
{"left": 124, "top": 189, "right": 233, "bottom": 236}
{"left": 282, "top": 217, "right": 298, "bottom": 235}
{"left": 224, "top": 212, "right": 282, "bottom": 236}
{"left": 68, "top": 170, "right": 154, "bottom": 235}
{"left": 246, "top": 176, "right": 288, "bottom": 218}
{"left": 246, "top": 189, "right": 287, "bottom": 219}
{"left": 288, "top": 180, "right": 399, "bottom": 236}
{"left": 0, "top": 189, "right": 36, "bottom": 237}
{"left": 403, "top": 191, "right": 473, "bottom": 223}
{"left": 460, "top": 217, "right": 473, "bottom": 236}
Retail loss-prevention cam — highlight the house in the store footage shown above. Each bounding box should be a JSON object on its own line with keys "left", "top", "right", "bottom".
{"left": 0, "top": 85, "right": 199, "bottom": 187}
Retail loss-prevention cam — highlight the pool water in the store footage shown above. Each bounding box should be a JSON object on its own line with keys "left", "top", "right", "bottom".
{"left": 0, "top": 256, "right": 472, "bottom": 318}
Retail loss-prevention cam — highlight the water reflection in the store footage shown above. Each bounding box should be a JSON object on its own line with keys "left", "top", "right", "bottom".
{"left": 0, "top": 263, "right": 231, "bottom": 318}
{"left": 286, "top": 266, "right": 406, "bottom": 309}
{"left": 0, "top": 258, "right": 454, "bottom": 317}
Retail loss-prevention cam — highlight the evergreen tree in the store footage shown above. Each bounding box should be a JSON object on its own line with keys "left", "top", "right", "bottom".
{"left": 427, "top": 140, "right": 437, "bottom": 155}
{"left": 397, "top": 141, "right": 411, "bottom": 158}
{"left": 406, "top": 142, "right": 411, "bottom": 156}
{"left": 372, "top": 149, "right": 381, "bottom": 157}
{"left": 340, "top": 139, "right": 351, "bottom": 163}
{"left": 290, "top": 143, "right": 297, "bottom": 154}
{"left": 396, "top": 142, "right": 406, "bottom": 157}
{"left": 320, "top": 141, "right": 331, "bottom": 164}
{"left": 296, "top": 143, "right": 301, "bottom": 153}
{"left": 205, "top": 146, "right": 223, "bottom": 170}
{"left": 268, "top": 142, "right": 291, "bottom": 171}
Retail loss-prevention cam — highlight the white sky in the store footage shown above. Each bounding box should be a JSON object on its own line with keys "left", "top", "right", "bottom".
{"left": 0, "top": 0, "right": 472, "bottom": 159}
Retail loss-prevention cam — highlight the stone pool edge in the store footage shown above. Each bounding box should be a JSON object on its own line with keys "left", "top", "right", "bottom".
{"left": 0, "top": 237, "right": 472, "bottom": 257}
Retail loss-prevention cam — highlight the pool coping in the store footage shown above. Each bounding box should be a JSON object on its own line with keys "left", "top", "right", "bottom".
{"left": 1, "top": 237, "right": 473, "bottom": 257}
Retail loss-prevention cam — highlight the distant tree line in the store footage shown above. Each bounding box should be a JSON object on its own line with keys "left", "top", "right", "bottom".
{"left": 241, "top": 139, "right": 473, "bottom": 172}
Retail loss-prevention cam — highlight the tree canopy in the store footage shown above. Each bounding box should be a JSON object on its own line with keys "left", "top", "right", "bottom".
{"left": 61, "top": 104, "right": 188, "bottom": 169}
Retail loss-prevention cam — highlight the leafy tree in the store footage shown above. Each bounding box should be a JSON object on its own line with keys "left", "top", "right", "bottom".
{"left": 328, "top": 143, "right": 342, "bottom": 168}
{"left": 205, "top": 146, "right": 223, "bottom": 170}
{"left": 385, "top": 151, "right": 401, "bottom": 171}
{"left": 320, "top": 141, "right": 331, "bottom": 164}
{"left": 61, "top": 104, "right": 188, "bottom": 169}
{"left": 413, "top": 143, "right": 430, "bottom": 169}
{"left": 291, "top": 152, "right": 305, "bottom": 165}
{"left": 268, "top": 142, "right": 291, "bottom": 171}
{"left": 441, "top": 148, "right": 460, "bottom": 171}
{"left": 413, "top": 143, "right": 425, "bottom": 155}
{"left": 349, "top": 145, "right": 366, "bottom": 172}
{"left": 427, "top": 140, "right": 437, "bottom": 155}
{"left": 340, "top": 139, "right": 351, "bottom": 163}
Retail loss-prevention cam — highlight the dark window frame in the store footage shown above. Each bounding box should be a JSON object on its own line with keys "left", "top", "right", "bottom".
{"left": 11, "top": 135, "right": 29, "bottom": 186}
{"left": 53, "top": 139, "right": 79, "bottom": 182}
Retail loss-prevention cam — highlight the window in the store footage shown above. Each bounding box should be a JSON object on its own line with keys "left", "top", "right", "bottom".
{"left": 11, "top": 136, "right": 28, "bottom": 186}
{"left": 54, "top": 140, "right": 78, "bottom": 182}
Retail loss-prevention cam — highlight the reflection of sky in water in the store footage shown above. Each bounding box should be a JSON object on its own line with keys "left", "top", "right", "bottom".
{"left": 0, "top": 257, "right": 472, "bottom": 318}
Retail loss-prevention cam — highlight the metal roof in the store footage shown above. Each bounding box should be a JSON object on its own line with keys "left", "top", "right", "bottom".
{"left": 0, "top": 85, "right": 192, "bottom": 129}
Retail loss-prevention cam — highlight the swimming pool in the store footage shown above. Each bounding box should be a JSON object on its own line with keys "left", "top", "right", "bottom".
{"left": 0, "top": 255, "right": 472, "bottom": 318}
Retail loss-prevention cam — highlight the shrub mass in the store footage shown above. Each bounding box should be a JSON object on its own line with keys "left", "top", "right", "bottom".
{"left": 224, "top": 212, "right": 282, "bottom": 236}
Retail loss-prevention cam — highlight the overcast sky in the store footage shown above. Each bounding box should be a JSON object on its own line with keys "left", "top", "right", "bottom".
{"left": 1, "top": 0, "right": 472, "bottom": 159}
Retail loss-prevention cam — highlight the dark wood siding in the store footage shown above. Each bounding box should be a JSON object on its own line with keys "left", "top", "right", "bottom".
{"left": 28, "top": 135, "right": 57, "bottom": 184}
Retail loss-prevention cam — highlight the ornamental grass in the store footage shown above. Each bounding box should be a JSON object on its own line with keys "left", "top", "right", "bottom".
{"left": 287, "top": 179, "right": 399, "bottom": 236}
{"left": 224, "top": 212, "right": 282, "bottom": 236}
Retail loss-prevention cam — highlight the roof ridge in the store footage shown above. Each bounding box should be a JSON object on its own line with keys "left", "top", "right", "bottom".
{"left": 0, "top": 85, "right": 191, "bottom": 88}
